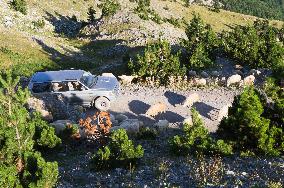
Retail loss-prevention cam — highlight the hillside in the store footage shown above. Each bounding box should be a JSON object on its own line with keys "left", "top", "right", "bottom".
{"left": 0, "top": 0, "right": 283, "bottom": 76}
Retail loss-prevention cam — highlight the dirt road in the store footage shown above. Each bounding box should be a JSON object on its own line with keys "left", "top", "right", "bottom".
{"left": 107, "top": 85, "right": 239, "bottom": 132}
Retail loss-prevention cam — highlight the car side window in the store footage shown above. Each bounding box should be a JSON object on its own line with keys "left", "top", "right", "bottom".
{"left": 32, "top": 82, "right": 51, "bottom": 93}
{"left": 51, "top": 82, "right": 69, "bottom": 92}
{"left": 68, "top": 82, "right": 86, "bottom": 91}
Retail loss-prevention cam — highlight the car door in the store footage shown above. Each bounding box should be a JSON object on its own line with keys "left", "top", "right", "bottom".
{"left": 65, "top": 81, "right": 95, "bottom": 106}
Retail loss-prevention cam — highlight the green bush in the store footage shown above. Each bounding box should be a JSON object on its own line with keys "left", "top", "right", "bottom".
{"left": 182, "top": 13, "right": 219, "bottom": 70}
{"left": 98, "top": 0, "right": 121, "bottom": 17}
{"left": 0, "top": 71, "right": 60, "bottom": 187}
{"left": 217, "top": 87, "right": 284, "bottom": 156}
{"left": 128, "top": 38, "right": 186, "bottom": 85}
{"left": 134, "top": 0, "right": 162, "bottom": 24}
{"left": 32, "top": 19, "right": 45, "bottom": 29}
{"left": 9, "top": 0, "right": 27, "bottom": 15}
{"left": 221, "top": 19, "right": 284, "bottom": 69}
{"left": 91, "top": 129, "right": 144, "bottom": 170}
{"left": 170, "top": 108, "right": 233, "bottom": 156}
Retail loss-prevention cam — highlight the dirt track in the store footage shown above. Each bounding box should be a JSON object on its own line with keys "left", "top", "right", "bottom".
{"left": 107, "top": 85, "right": 240, "bottom": 132}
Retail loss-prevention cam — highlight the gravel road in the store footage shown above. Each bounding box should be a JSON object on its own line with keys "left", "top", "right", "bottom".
{"left": 108, "top": 85, "right": 240, "bottom": 132}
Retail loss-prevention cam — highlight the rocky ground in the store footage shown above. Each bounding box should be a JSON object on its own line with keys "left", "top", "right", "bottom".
{"left": 41, "top": 84, "right": 284, "bottom": 188}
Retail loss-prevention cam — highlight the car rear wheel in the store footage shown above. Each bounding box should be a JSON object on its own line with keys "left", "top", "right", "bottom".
{"left": 94, "top": 97, "right": 110, "bottom": 111}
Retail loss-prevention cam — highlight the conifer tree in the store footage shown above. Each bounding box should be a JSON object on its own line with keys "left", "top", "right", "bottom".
{"left": 0, "top": 71, "right": 60, "bottom": 187}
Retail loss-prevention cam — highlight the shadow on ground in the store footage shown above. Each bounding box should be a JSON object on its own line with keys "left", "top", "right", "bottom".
{"left": 164, "top": 91, "right": 186, "bottom": 107}
{"left": 193, "top": 102, "right": 217, "bottom": 120}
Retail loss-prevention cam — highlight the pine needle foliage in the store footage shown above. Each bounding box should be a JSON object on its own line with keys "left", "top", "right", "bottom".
{"left": 218, "top": 87, "right": 284, "bottom": 156}
{"left": 91, "top": 129, "right": 144, "bottom": 170}
{"left": 0, "top": 71, "right": 60, "bottom": 187}
{"left": 182, "top": 13, "right": 219, "bottom": 70}
{"left": 128, "top": 38, "right": 186, "bottom": 85}
{"left": 170, "top": 108, "right": 233, "bottom": 156}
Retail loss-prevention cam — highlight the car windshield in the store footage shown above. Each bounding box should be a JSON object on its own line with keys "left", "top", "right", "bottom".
{"left": 80, "top": 72, "right": 97, "bottom": 88}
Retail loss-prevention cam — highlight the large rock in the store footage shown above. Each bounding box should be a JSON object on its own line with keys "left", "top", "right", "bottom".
{"left": 201, "top": 71, "right": 209, "bottom": 78}
{"left": 154, "top": 120, "right": 169, "bottom": 131}
{"left": 244, "top": 75, "right": 255, "bottom": 86}
{"left": 145, "top": 102, "right": 166, "bottom": 117}
{"left": 226, "top": 74, "right": 242, "bottom": 87}
{"left": 118, "top": 119, "right": 142, "bottom": 134}
{"left": 27, "top": 97, "right": 53, "bottom": 121}
{"left": 115, "top": 114, "right": 128, "bottom": 123}
{"left": 182, "top": 93, "right": 200, "bottom": 107}
{"left": 188, "top": 71, "right": 197, "bottom": 77}
{"left": 51, "top": 120, "right": 73, "bottom": 134}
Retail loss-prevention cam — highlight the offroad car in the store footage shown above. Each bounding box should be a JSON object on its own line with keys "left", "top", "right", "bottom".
{"left": 28, "top": 70, "right": 120, "bottom": 111}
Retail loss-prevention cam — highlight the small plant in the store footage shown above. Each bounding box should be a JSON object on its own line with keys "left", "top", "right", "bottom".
{"left": 9, "top": 0, "right": 27, "bottom": 15}
{"left": 165, "top": 17, "right": 181, "bottom": 28}
{"left": 32, "top": 19, "right": 45, "bottom": 29}
{"left": 191, "top": 153, "right": 225, "bottom": 187}
{"left": 91, "top": 129, "right": 144, "bottom": 170}
{"left": 128, "top": 38, "right": 186, "bottom": 85}
{"left": 170, "top": 108, "right": 233, "bottom": 155}
{"left": 58, "top": 124, "right": 80, "bottom": 142}
{"left": 134, "top": 0, "right": 162, "bottom": 24}
{"left": 98, "top": 0, "right": 121, "bottom": 17}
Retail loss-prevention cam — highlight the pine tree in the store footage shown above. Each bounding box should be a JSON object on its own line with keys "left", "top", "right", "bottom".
{"left": 0, "top": 71, "right": 60, "bottom": 187}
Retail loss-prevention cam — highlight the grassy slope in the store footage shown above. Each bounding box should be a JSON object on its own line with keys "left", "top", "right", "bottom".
{"left": 0, "top": 0, "right": 283, "bottom": 76}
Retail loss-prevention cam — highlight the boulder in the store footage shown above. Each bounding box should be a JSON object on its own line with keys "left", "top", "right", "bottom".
{"left": 182, "top": 93, "right": 200, "bottom": 107}
{"left": 211, "top": 71, "right": 219, "bottom": 77}
{"left": 226, "top": 74, "right": 242, "bottom": 87}
{"left": 119, "top": 119, "right": 141, "bottom": 134}
{"left": 27, "top": 97, "right": 53, "bottom": 121}
{"left": 51, "top": 120, "right": 73, "bottom": 134}
{"left": 243, "top": 75, "right": 255, "bottom": 86}
{"left": 188, "top": 71, "right": 197, "bottom": 77}
{"left": 154, "top": 120, "right": 169, "bottom": 131}
{"left": 145, "top": 102, "right": 166, "bottom": 117}
{"left": 115, "top": 114, "right": 128, "bottom": 123}
{"left": 201, "top": 71, "right": 209, "bottom": 78}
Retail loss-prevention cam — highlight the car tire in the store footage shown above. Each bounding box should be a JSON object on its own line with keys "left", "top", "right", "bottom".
{"left": 94, "top": 97, "right": 110, "bottom": 111}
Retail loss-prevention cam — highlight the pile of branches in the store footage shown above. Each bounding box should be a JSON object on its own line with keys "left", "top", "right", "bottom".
{"left": 79, "top": 111, "right": 112, "bottom": 143}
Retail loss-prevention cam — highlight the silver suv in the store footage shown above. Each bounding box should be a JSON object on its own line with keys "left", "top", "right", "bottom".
{"left": 28, "top": 70, "right": 120, "bottom": 111}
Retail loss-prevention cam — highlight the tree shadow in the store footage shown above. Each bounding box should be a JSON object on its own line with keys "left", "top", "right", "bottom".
{"left": 128, "top": 100, "right": 150, "bottom": 115}
{"left": 193, "top": 102, "right": 217, "bottom": 120}
{"left": 164, "top": 91, "right": 186, "bottom": 107}
{"left": 45, "top": 12, "right": 84, "bottom": 38}
{"left": 155, "top": 111, "right": 184, "bottom": 123}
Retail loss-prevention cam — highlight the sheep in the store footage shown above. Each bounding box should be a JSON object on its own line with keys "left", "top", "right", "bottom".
{"left": 182, "top": 93, "right": 200, "bottom": 107}
{"left": 145, "top": 102, "right": 166, "bottom": 117}
{"left": 227, "top": 74, "right": 242, "bottom": 87}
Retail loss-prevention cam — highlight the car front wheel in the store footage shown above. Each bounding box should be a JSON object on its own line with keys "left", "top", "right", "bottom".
{"left": 94, "top": 97, "right": 110, "bottom": 111}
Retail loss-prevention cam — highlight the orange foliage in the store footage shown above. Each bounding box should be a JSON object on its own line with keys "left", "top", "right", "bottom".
{"left": 79, "top": 111, "right": 112, "bottom": 140}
